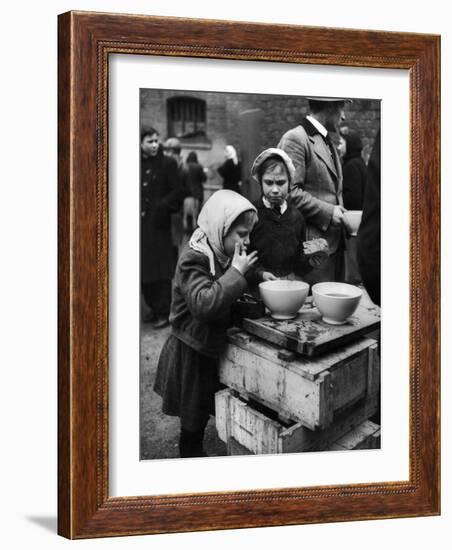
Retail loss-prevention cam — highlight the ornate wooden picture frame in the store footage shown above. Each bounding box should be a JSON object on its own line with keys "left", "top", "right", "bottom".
{"left": 58, "top": 11, "right": 440, "bottom": 538}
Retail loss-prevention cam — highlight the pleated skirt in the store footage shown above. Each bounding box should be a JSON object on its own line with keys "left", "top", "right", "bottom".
{"left": 154, "top": 334, "right": 220, "bottom": 432}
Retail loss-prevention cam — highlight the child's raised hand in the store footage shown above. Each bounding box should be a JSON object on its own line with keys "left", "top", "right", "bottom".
{"left": 303, "top": 238, "right": 329, "bottom": 267}
{"left": 262, "top": 271, "right": 278, "bottom": 281}
{"left": 231, "top": 243, "right": 258, "bottom": 275}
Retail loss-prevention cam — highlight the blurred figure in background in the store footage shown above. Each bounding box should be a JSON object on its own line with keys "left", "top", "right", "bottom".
{"left": 336, "top": 133, "right": 347, "bottom": 161}
{"left": 183, "top": 151, "right": 207, "bottom": 236}
{"left": 357, "top": 130, "right": 381, "bottom": 306}
{"left": 342, "top": 132, "right": 367, "bottom": 285}
{"left": 141, "top": 129, "right": 185, "bottom": 328}
{"left": 164, "top": 138, "right": 189, "bottom": 263}
{"left": 342, "top": 133, "right": 367, "bottom": 211}
{"left": 218, "top": 145, "right": 242, "bottom": 193}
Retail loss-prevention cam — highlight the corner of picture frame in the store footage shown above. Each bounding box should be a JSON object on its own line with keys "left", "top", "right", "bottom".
{"left": 58, "top": 10, "right": 440, "bottom": 538}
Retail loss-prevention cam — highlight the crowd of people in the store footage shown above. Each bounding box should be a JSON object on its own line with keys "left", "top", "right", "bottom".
{"left": 141, "top": 97, "right": 380, "bottom": 457}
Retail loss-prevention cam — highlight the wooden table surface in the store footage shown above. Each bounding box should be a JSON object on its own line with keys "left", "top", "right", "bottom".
{"left": 242, "top": 295, "right": 380, "bottom": 357}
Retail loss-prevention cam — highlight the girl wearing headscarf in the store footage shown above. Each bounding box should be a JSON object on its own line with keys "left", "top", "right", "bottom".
{"left": 217, "top": 145, "right": 242, "bottom": 193}
{"left": 247, "top": 148, "right": 328, "bottom": 287}
{"left": 154, "top": 190, "right": 258, "bottom": 458}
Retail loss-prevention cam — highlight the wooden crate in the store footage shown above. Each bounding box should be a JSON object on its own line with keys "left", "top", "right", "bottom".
{"left": 215, "top": 388, "right": 380, "bottom": 455}
{"left": 219, "top": 330, "right": 380, "bottom": 430}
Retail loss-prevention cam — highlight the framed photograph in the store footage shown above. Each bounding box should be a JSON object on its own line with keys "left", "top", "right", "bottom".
{"left": 58, "top": 11, "right": 440, "bottom": 538}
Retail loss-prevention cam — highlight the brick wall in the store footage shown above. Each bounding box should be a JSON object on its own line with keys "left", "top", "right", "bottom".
{"left": 140, "top": 89, "right": 380, "bottom": 197}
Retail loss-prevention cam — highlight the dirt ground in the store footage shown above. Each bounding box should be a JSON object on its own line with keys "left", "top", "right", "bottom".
{"left": 140, "top": 323, "right": 227, "bottom": 460}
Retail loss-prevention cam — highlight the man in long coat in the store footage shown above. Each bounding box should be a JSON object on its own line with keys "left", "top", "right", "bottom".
{"left": 141, "top": 128, "right": 185, "bottom": 328}
{"left": 278, "top": 98, "right": 348, "bottom": 283}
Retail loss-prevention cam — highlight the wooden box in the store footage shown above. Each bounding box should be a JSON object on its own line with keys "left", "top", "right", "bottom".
{"left": 219, "top": 330, "right": 379, "bottom": 430}
{"left": 215, "top": 389, "right": 380, "bottom": 455}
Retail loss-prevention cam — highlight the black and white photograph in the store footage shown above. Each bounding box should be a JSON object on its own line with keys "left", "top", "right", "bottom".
{"left": 139, "top": 88, "right": 381, "bottom": 460}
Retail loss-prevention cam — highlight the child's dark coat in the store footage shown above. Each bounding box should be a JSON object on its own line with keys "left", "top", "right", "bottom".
{"left": 248, "top": 197, "right": 311, "bottom": 284}
{"left": 154, "top": 245, "right": 247, "bottom": 431}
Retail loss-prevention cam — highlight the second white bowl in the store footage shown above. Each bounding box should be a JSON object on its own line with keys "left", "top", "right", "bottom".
{"left": 312, "top": 282, "right": 362, "bottom": 325}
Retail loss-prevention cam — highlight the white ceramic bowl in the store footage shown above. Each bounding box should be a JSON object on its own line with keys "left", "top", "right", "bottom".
{"left": 312, "top": 282, "right": 363, "bottom": 325}
{"left": 259, "top": 280, "right": 309, "bottom": 320}
{"left": 343, "top": 210, "right": 363, "bottom": 236}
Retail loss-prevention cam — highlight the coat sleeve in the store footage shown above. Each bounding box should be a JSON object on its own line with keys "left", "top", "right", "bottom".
{"left": 357, "top": 131, "right": 380, "bottom": 306}
{"left": 217, "top": 160, "right": 227, "bottom": 179}
{"left": 245, "top": 224, "right": 265, "bottom": 286}
{"left": 179, "top": 254, "right": 248, "bottom": 321}
{"left": 278, "top": 130, "right": 335, "bottom": 232}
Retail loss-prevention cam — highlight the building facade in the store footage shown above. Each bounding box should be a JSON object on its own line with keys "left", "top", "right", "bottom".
{"left": 140, "top": 89, "right": 380, "bottom": 202}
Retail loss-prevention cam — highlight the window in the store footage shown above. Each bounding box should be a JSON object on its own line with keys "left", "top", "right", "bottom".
{"left": 167, "top": 96, "right": 208, "bottom": 142}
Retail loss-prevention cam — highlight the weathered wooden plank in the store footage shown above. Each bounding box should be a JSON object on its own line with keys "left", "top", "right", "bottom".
{"left": 366, "top": 343, "right": 380, "bottom": 399}
{"left": 214, "top": 389, "right": 230, "bottom": 443}
{"left": 330, "top": 352, "right": 368, "bottom": 411}
{"left": 216, "top": 391, "right": 282, "bottom": 454}
{"left": 354, "top": 424, "right": 381, "bottom": 450}
{"left": 226, "top": 329, "right": 376, "bottom": 381}
{"left": 330, "top": 420, "right": 381, "bottom": 451}
{"left": 242, "top": 301, "right": 380, "bottom": 356}
{"left": 366, "top": 429, "right": 381, "bottom": 450}
{"left": 227, "top": 437, "right": 254, "bottom": 456}
{"left": 317, "top": 371, "right": 334, "bottom": 428}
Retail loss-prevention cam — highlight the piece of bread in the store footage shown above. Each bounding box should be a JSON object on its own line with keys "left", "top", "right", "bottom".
{"left": 302, "top": 238, "right": 329, "bottom": 258}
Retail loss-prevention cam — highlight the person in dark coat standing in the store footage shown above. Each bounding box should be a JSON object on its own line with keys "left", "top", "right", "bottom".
{"left": 164, "top": 137, "right": 189, "bottom": 261}
{"left": 141, "top": 127, "right": 185, "bottom": 328}
{"left": 357, "top": 130, "right": 381, "bottom": 305}
{"left": 342, "top": 132, "right": 367, "bottom": 284}
{"left": 183, "top": 151, "right": 207, "bottom": 234}
{"left": 217, "top": 145, "right": 242, "bottom": 193}
{"left": 342, "top": 132, "right": 367, "bottom": 210}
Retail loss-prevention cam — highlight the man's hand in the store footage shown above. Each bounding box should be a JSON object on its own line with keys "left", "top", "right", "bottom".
{"left": 231, "top": 244, "right": 258, "bottom": 275}
{"left": 308, "top": 254, "right": 327, "bottom": 267}
{"left": 331, "top": 205, "right": 346, "bottom": 226}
